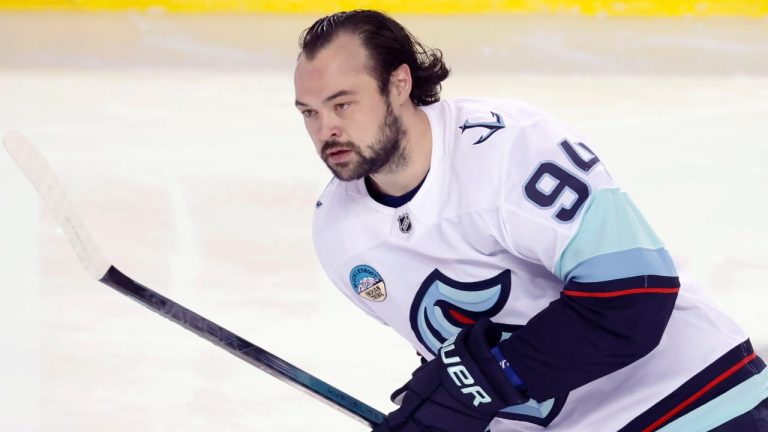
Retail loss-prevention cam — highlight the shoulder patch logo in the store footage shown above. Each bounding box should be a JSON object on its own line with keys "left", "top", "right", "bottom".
{"left": 459, "top": 111, "right": 505, "bottom": 145}
{"left": 349, "top": 265, "right": 387, "bottom": 302}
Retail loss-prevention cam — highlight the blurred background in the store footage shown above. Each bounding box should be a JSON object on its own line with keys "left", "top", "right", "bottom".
{"left": 1, "top": 1, "right": 767, "bottom": 431}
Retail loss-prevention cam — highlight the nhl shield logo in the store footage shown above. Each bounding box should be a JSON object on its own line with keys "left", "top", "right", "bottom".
{"left": 398, "top": 213, "right": 412, "bottom": 234}
{"left": 349, "top": 265, "right": 387, "bottom": 302}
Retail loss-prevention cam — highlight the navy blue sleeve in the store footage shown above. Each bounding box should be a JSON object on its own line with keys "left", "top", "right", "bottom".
{"left": 498, "top": 275, "right": 679, "bottom": 401}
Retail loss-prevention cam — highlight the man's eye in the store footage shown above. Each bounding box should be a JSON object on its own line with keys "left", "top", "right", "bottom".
{"left": 302, "top": 110, "right": 316, "bottom": 118}
{"left": 335, "top": 103, "right": 350, "bottom": 112}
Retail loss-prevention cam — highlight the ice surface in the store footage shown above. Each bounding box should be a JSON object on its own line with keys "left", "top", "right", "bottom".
{"left": 0, "top": 12, "right": 767, "bottom": 432}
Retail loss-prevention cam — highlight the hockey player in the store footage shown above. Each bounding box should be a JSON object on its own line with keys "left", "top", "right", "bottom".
{"left": 294, "top": 10, "right": 768, "bottom": 431}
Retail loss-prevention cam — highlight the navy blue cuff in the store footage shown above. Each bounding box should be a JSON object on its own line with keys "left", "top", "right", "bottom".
{"left": 491, "top": 346, "right": 526, "bottom": 390}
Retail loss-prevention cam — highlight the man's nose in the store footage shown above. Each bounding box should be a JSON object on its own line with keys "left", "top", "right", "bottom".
{"left": 318, "top": 114, "right": 342, "bottom": 142}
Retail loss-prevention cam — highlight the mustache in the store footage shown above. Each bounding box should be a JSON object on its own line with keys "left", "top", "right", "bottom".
{"left": 321, "top": 140, "right": 357, "bottom": 156}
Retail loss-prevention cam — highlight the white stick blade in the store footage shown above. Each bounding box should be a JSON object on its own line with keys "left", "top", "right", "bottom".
{"left": 3, "top": 131, "right": 111, "bottom": 280}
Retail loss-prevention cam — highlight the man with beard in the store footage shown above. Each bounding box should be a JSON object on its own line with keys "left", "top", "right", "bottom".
{"left": 293, "top": 10, "right": 768, "bottom": 432}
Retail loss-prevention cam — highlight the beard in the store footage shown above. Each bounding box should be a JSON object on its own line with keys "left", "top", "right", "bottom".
{"left": 320, "top": 99, "right": 407, "bottom": 182}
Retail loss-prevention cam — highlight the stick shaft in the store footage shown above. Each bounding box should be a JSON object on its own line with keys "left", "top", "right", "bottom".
{"left": 100, "top": 266, "right": 385, "bottom": 427}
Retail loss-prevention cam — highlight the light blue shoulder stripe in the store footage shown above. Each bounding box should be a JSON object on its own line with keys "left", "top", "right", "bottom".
{"left": 565, "top": 247, "right": 677, "bottom": 283}
{"left": 659, "top": 367, "right": 768, "bottom": 432}
{"left": 555, "top": 188, "right": 668, "bottom": 280}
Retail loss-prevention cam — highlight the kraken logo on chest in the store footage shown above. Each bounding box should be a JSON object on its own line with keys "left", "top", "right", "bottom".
{"left": 409, "top": 269, "right": 511, "bottom": 356}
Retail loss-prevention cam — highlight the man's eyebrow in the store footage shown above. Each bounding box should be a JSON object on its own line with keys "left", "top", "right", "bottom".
{"left": 295, "top": 90, "right": 355, "bottom": 108}
{"left": 324, "top": 89, "right": 354, "bottom": 102}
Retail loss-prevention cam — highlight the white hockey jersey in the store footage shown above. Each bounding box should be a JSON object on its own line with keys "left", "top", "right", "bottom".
{"left": 313, "top": 98, "right": 767, "bottom": 431}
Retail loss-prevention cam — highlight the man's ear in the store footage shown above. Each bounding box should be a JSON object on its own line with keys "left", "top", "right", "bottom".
{"left": 389, "top": 63, "right": 413, "bottom": 105}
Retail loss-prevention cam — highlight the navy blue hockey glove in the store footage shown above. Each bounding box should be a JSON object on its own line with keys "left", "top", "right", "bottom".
{"left": 372, "top": 318, "right": 528, "bottom": 432}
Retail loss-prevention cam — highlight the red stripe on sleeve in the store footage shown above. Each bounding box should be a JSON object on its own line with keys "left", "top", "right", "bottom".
{"left": 563, "top": 288, "right": 680, "bottom": 298}
{"left": 642, "top": 352, "right": 758, "bottom": 432}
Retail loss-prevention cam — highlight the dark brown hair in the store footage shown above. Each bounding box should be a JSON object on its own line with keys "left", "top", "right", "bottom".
{"left": 299, "top": 10, "right": 450, "bottom": 106}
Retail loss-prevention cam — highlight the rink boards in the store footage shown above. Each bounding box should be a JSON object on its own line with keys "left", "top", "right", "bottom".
{"left": 0, "top": 0, "right": 767, "bottom": 16}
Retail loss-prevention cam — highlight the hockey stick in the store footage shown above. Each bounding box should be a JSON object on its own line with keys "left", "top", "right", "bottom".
{"left": 3, "top": 131, "right": 385, "bottom": 428}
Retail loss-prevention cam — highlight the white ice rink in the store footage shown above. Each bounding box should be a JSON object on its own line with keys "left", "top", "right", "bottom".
{"left": 1, "top": 12, "right": 767, "bottom": 431}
